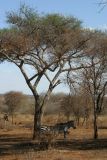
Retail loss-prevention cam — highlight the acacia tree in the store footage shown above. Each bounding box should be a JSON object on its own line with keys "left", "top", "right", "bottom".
{"left": 0, "top": 6, "right": 90, "bottom": 139}
{"left": 66, "top": 30, "right": 107, "bottom": 138}
{"left": 4, "top": 91, "right": 25, "bottom": 124}
{"left": 81, "top": 31, "right": 107, "bottom": 139}
{"left": 82, "top": 57, "right": 107, "bottom": 138}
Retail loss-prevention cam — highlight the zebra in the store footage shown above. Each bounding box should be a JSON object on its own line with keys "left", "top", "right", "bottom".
{"left": 54, "top": 120, "right": 76, "bottom": 131}
{"left": 50, "top": 120, "right": 76, "bottom": 139}
{"left": 39, "top": 120, "right": 76, "bottom": 139}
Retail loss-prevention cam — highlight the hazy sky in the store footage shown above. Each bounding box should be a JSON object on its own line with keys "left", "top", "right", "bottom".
{"left": 0, "top": 0, "right": 107, "bottom": 94}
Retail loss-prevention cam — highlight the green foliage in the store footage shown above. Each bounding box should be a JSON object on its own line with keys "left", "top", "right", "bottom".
{"left": 42, "top": 13, "right": 82, "bottom": 30}
{"left": 6, "top": 4, "right": 40, "bottom": 35}
{"left": 5, "top": 5, "right": 82, "bottom": 41}
{"left": 6, "top": 4, "right": 39, "bottom": 26}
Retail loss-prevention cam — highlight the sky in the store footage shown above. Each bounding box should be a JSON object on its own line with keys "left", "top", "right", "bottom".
{"left": 0, "top": 0, "right": 107, "bottom": 95}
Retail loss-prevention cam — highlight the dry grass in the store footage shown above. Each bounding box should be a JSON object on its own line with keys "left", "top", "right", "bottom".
{"left": 0, "top": 114, "right": 107, "bottom": 160}
{"left": 1, "top": 149, "right": 107, "bottom": 160}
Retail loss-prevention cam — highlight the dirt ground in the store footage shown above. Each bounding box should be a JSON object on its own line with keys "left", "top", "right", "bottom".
{"left": 0, "top": 114, "right": 107, "bottom": 160}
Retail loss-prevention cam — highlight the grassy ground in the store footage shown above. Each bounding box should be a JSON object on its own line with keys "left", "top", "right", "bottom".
{"left": 0, "top": 114, "right": 107, "bottom": 160}
{"left": 1, "top": 149, "right": 107, "bottom": 160}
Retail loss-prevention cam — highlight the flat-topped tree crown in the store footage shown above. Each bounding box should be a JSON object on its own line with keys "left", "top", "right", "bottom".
{"left": 0, "top": 5, "right": 91, "bottom": 139}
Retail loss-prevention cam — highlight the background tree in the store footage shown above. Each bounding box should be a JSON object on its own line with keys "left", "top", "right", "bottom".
{"left": 63, "top": 57, "right": 92, "bottom": 126}
{"left": 77, "top": 83, "right": 92, "bottom": 126}
{"left": 65, "top": 30, "right": 107, "bottom": 138}
{"left": 81, "top": 31, "right": 107, "bottom": 138}
{"left": 60, "top": 94, "right": 73, "bottom": 121}
{"left": 60, "top": 92, "right": 91, "bottom": 126}
{"left": 4, "top": 91, "right": 26, "bottom": 124}
{"left": 0, "top": 94, "right": 10, "bottom": 115}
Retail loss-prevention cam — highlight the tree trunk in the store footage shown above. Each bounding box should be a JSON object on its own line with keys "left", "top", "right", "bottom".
{"left": 93, "top": 101, "right": 98, "bottom": 139}
{"left": 11, "top": 113, "right": 14, "bottom": 125}
{"left": 33, "top": 98, "right": 42, "bottom": 140}
{"left": 76, "top": 117, "right": 80, "bottom": 126}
